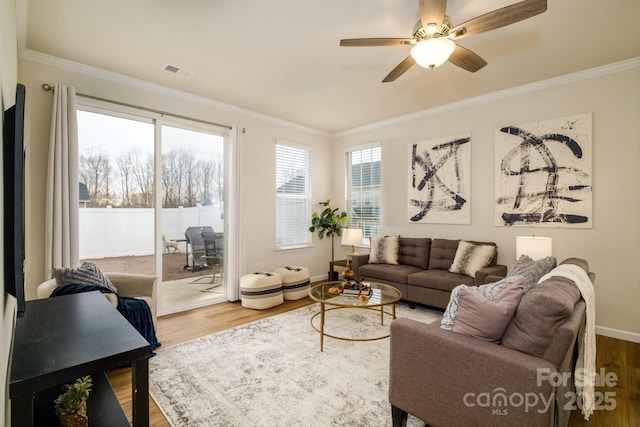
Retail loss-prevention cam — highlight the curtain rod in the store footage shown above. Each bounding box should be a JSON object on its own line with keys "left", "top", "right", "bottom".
{"left": 41, "top": 83, "right": 232, "bottom": 130}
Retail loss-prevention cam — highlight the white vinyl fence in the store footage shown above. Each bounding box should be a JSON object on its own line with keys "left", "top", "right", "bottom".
{"left": 79, "top": 205, "right": 224, "bottom": 258}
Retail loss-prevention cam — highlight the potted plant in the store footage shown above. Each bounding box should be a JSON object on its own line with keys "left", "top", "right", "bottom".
{"left": 54, "top": 375, "right": 93, "bottom": 427}
{"left": 309, "top": 199, "right": 348, "bottom": 278}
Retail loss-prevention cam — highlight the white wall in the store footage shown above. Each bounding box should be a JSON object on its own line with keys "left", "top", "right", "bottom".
{"left": 333, "top": 62, "right": 640, "bottom": 340}
{"left": 1, "top": 0, "right": 18, "bottom": 423}
{"left": 18, "top": 57, "right": 335, "bottom": 300}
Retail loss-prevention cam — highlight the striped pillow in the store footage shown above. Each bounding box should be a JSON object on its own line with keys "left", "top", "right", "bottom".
{"left": 53, "top": 262, "right": 118, "bottom": 293}
{"left": 369, "top": 235, "right": 400, "bottom": 265}
{"left": 449, "top": 240, "right": 496, "bottom": 277}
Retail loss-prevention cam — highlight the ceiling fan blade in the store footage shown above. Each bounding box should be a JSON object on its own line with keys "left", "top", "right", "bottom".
{"left": 449, "top": 0, "right": 547, "bottom": 40}
{"left": 448, "top": 45, "right": 487, "bottom": 72}
{"left": 419, "top": 0, "right": 447, "bottom": 30}
{"left": 382, "top": 56, "right": 416, "bottom": 82}
{"left": 340, "top": 38, "right": 415, "bottom": 47}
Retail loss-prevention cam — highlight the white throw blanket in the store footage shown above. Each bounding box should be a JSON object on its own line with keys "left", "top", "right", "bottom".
{"left": 538, "top": 263, "right": 596, "bottom": 420}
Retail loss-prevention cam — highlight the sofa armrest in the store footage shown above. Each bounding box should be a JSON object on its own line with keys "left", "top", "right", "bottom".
{"left": 389, "top": 318, "right": 557, "bottom": 427}
{"left": 474, "top": 264, "right": 507, "bottom": 285}
{"left": 350, "top": 253, "right": 370, "bottom": 277}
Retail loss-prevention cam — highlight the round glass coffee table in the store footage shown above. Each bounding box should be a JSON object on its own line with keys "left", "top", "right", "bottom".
{"left": 308, "top": 281, "right": 402, "bottom": 351}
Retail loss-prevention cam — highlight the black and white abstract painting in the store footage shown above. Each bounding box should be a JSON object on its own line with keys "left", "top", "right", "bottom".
{"left": 495, "top": 113, "right": 592, "bottom": 228}
{"left": 409, "top": 134, "right": 471, "bottom": 224}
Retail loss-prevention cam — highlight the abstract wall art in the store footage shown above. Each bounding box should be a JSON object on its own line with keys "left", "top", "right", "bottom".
{"left": 409, "top": 134, "right": 471, "bottom": 224}
{"left": 495, "top": 113, "right": 592, "bottom": 228}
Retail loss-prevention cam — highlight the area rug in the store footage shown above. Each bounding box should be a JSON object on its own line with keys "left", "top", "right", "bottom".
{"left": 149, "top": 302, "right": 441, "bottom": 426}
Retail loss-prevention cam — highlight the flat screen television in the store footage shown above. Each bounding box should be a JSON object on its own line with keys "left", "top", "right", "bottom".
{"left": 3, "top": 83, "right": 26, "bottom": 317}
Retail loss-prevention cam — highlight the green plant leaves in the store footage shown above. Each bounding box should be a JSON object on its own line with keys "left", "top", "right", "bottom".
{"left": 309, "top": 199, "right": 347, "bottom": 240}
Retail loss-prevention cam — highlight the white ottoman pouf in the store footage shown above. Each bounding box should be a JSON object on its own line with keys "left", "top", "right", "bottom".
{"left": 240, "top": 272, "right": 283, "bottom": 309}
{"left": 273, "top": 266, "right": 310, "bottom": 301}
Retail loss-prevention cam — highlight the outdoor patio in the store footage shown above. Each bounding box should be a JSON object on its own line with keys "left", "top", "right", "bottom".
{"left": 82, "top": 252, "right": 203, "bottom": 282}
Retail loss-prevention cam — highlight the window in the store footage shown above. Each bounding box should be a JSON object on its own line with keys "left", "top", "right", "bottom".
{"left": 275, "top": 142, "right": 312, "bottom": 249}
{"left": 345, "top": 144, "right": 381, "bottom": 243}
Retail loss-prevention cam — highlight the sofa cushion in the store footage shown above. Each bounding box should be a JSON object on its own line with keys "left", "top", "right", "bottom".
{"left": 428, "top": 239, "right": 460, "bottom": 270}
{"left": 507, "top": 255, "right": 557, "bottom": 292}
{"left": 449, "top": 240, "right": 497, "bottom": 278}
{"left": 452, "top": 283, "right": 524, "bottom": 343}
{"left": 441, "top": 275, "right": 526, "bottom": 330}
{"left": 359, "top": 263, "right": 423, "bottom": 285}
{"left": 407, "top": 269, "right": 475, "bottom": 292}
{"left": 369, "top": 235, "right": 400, "bottom": 264}
{"left": 398, "top": 237, "right": 431, "bottom": 269}
{"left": 53, "top": 261, "right": 118, "bottom": 293}
{"left": 501, "top": 274, "right": 581, "bottom": 357}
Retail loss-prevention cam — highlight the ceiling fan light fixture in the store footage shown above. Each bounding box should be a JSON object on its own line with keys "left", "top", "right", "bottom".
{"left": 410, "top": 37, "right": 456, "bottom": 69}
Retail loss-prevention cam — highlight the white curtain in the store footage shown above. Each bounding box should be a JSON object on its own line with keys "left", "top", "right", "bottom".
{"left": 225, "top": 125, "right": 244, "bottom": 301}
{"left": 44, "top": 83, "right": 79, "bottom": 276}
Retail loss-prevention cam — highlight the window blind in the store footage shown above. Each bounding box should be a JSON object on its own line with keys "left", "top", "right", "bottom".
{"left": 276, "top": 143, "right": 312, "bottom": 249}
{"left": 345, "top": 144, "right": 381, "bottom": 243}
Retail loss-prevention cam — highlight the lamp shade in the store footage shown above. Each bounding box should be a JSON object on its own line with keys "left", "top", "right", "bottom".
{"left": 516, "top": 236, "right": 553, "bottom": 261}
{"left": 341, "top": 228, "right": 363, "bottom": 247}
{"left": 410, "top": 37, "right": 456, "bottom": 69}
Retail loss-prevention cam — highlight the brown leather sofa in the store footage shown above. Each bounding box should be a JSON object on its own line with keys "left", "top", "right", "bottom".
{"left": 389, "top": 258, "right": 593, "bottom": 427}
{"left": 351, "top": 237, "right": 507, "bottom": 309}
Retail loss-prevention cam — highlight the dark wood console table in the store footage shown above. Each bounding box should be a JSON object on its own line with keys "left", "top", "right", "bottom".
{"left": 10, "top": 291, "right": 151, "bottom": 426}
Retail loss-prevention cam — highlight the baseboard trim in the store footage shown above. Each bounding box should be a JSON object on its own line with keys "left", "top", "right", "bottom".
{"left": 595, "top": 326, "right": 640, "bottom": 343}
{"left": 310, "top": 274, "right": 327, "bottom": 283}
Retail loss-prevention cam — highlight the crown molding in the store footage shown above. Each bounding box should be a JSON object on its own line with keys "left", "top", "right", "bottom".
{"left": 335, "top": 57, "right": 640, "bottom": 138}
{"left": 18, "top": 48, "right": 638, "bottom": 139}
{"left": 19, "top": 49, "right": 330, "bottom": 138}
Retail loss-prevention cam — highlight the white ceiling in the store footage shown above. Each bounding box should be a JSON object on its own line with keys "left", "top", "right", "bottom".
{"left": 21, "top": 0, "right": 640, "bottom": 134}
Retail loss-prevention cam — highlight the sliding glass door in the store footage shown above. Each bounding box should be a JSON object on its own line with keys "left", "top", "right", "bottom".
{"left": 77, "top": 104, "right": 228, "bottom": 315}
{"left": 160, "top": 124, "right": 226, "bottom": 312}
{"left": 77, "top": 109, "right": 156, "bottom": 276}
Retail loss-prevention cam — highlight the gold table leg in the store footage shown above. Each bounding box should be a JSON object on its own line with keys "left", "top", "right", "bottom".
{"left": 320, "top": 302, "right": 325, "bottom": 352}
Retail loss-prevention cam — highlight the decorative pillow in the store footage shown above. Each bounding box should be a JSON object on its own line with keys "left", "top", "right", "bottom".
{"left": 369, "top": 235, "right": 400, "bottom": 265}
{"left": 501, "top": 275, "right": 581, "bottom": 357}
{"left": 441, "top": 275, "right": 525, "bottom": 330}
{"left": 53, "top": 262, "right": 118, "bottom": 293}
{"left": 507, "top": 255, "right": 557, "bottom": 292}
{"left": 449, "top": 240, "right": 496, "bottom": 277}
{"left": 452, "top": 283, "right": 524, "bottom": 343}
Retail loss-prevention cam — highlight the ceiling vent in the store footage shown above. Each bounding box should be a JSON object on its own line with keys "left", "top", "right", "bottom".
{"left": 163, "top": 64, "right": 194, "bottom": 79}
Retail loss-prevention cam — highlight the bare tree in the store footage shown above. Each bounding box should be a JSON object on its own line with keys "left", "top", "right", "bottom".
{"left": 85, "top": 146, "right": 225, "bottom": 210}
{"left": 129, "top": 149, "right": 154, "bottom": 207}
{"left": 79, "top": 147, "right": 114, "bottom": 207}
{"left": 116, "top": 153, "right": 133, "bottom": 207}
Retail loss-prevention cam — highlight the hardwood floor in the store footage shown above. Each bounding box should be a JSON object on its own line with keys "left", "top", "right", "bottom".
{"left": 108, "top": 300, "right": 639, "bottom": 427}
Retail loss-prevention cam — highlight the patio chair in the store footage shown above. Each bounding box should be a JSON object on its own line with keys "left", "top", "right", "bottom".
{"left": 184, "top": 226, "right": 214, "bottom": 271}
{"left": 184, "top": 226, "right": 223, "bottom": 289}
{"left": 200, "top": 231, "right": 224, "bottom": 288}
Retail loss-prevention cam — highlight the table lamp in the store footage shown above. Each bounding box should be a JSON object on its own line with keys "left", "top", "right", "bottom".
{"left": 341, "top": 229, "right": 363, "bottom": 281}
{"left": 516, "top": 235, "right": 553, "bottom": 260}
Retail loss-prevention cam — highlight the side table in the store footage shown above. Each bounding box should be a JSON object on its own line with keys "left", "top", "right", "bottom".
{"left": 328, "top": 259, "right": 348, "bottom": 281}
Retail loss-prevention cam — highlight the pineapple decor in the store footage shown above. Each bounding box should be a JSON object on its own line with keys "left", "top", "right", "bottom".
{"left": 54, "top": 375, "right": 93, "bottom": 427}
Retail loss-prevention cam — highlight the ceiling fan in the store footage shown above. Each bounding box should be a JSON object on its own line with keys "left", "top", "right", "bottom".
{"left": 340, "top": 0, "right": 547, "bottom": 82}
